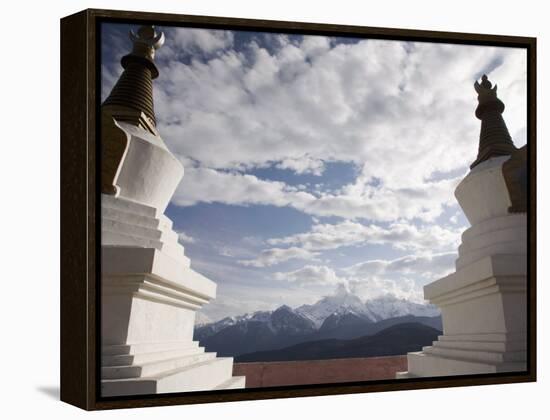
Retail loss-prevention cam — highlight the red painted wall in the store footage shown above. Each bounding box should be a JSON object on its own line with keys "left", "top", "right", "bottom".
{"left": 233, "top": 356, "right": 407, "bottom": 388}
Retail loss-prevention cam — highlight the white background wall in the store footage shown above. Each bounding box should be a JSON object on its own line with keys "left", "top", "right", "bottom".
{"left": 0, "top": 0, "right": 546, "bottom": 418}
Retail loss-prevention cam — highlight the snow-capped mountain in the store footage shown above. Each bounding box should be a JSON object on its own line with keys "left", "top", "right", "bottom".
{"left": 194, "top": 305, "right": 316, "bottom": 343}
{"left": 295, "top": 291, "right": 440, "bottom": 327}
{"left": 197, "top": 292, "right": 439, "bottom": 336}
{"left": 194, "top": 305, "right": 317, "bottom": 357}
{"left": 196, "top": 310, "right": 274, "bottom": 334}
{"left": 319, "top": 311, "right": 368, "bottom": 332}
{"left": 193, "top": 291, "right": 441, "bottom": 358}
{"left": 296, "top": 290, "right": 369, "bottom": 328}
{"left": 270, "top": 305, "right": 317, "bottom": 334}
{"left": 363, "top": 295, "right": 440, "bottom": 322}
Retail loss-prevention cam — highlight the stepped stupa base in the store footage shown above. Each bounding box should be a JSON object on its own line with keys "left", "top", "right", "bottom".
{"left": 101, "top": 194, "right": 246, "bottom": 395}
{"left": 396, "top": 331, "right": 526, "bottom": 378}
{"left": 396, "top": 254, "right": 527, "bottom": 379}
{"left": 397, "top": 153, "right": 527, "bottom": 380}
{"left": 101, "top": 341, "right": 245, "bottom": 396}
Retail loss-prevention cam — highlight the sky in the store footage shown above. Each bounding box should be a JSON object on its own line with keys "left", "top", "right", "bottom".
{"left": 101, "top": 23, "right": 527, "bottom": 322}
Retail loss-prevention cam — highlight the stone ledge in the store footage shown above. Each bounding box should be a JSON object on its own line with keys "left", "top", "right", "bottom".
{"left": 461, "top": 213, "right": 526, "bottom": 242}
{"left": 102, "top": 346, "right": 206, "bottom": 367}
{"left": 425, "top": 254, "right": 526, "bottom": 302}
{"left": 102, "top": 195, "right": 175, "bottom": 231}
{"left": 102, "top": 246, "right": 216, "bottom": 299}
{"left": 402, "top": 350, "right": 526, "bottom": 377}
{"left": 103, "top": 193, "right": 158, "bottom": 218}
{"left": 428, "top": 276, "right": 525, "bottom": 307}
{"left": 422, "top": 345, "right": 526, "bottom": 364}
{"left": 102, "top": 340, "right": 200, "bottom": 356}
{"left": 433, "top": 338, "right": 526, "bottom": 352}
{"left": 103, "top": 275, "right": 212, "bottom": 310}
{"left": 103, "top": 216, "right": 179, "bottom": 244}
{"left": 102, "top": 352, "right": 217, "bottom": 379}
{"left": 102, "top": 230, "right": 188, "bottom": 263}
{"left": 437, "top": 332, "right": 525, "bottom": 343}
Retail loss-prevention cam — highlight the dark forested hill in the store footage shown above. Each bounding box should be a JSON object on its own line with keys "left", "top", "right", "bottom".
{"left": 235, "top": 322, "right": 440, "bottom": 362}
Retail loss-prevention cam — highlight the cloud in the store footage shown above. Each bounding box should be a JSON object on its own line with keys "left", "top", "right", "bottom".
{"left": 275, "top": 155, "right": 326, "bottom": 175}
{"left": 157, "top": 27, "right": 234, "bottom": 59}
{"left": 172, "top": 166, "right": 315, "bottom": 207}
{"left": 344, "top": 252, "right": 457, "bottom": 281}
{"left": 173, "top": 165, "right": 463, "bottom": 222}
{"left": 267, "top": 220, "right": 462, "bottom": 253}
{"left": 304, "top": 174, "right": 464, "bottom": 222}
{"left": 105, "top": 27, "right": 526, "bottom": 224}
{"left": 347, "top": 276, "right": 424, "bottom": 302}
{"left": 176, "top": 230, "right": 196, "bottom": 244}
{"left": 274, "top": 265, "right": 342, "bottom": 286}
{"left": 153, "top": 35, "right": 525, "bottom": 175}
{"left": 238, "top": 246, "right": 319, "bottom": 268}
{"left": 239, "top": 217, "right": 461, "bottom": 271}
{"left": 267, "top": 251, "right": 456, "bottom": 301}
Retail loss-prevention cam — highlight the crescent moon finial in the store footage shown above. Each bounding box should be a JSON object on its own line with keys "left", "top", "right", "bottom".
{"left": 128, "top": 25, "right": 165, "bottom": 61}
{"left": 153, "top": 32, "right": 165, "bottom": 49}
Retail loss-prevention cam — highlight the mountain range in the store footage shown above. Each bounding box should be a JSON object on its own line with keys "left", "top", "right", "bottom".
{"left": 194, "top": 292, "right": 441, "bottom": 359}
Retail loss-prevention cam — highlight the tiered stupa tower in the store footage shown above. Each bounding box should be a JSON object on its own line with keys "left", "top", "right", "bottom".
{"left": 100, "top": 25, "right": 245, "bottom": 396}
{"left": 397, "top": 75, "right": 528, "bottom": 378}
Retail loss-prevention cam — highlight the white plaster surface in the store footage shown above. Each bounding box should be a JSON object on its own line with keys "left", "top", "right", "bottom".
{"left": 455, "top": 156, "right": 512, "bottom": 225}
{"left": 102, "top": 282, "right": 198, "bottom": 345}
{"left": 114, "top": 122, "right": 184, "bottom": 214}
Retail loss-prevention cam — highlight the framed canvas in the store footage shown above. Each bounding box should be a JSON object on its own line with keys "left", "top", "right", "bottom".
{"left": 60, "top": 8, "right": 537, "bottom": 410}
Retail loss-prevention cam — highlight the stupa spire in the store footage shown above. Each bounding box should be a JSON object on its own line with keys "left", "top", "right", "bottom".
{"left": 101, "top": 25, "right": 165, "bottom": 195}
{"left": 470, "top": 74, "right": 516, "bottom": 169}
{"left": 102, "top": 25, "right": 165, "bottom": 130}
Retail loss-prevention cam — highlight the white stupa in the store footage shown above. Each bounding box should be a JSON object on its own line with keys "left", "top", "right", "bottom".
{"left": 397, "top": 75, "right": 528, "bottom": 378}
{"left": 99, "top": 25, "right": 245, "bottom": 396}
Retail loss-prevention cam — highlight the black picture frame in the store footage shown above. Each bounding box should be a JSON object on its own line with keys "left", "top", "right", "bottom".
{"left": 60, "top": 8, "right": 537, "bottom": 410}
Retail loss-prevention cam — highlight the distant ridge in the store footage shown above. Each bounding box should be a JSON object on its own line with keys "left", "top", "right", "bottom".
{"left": 235, "top": 322, "right": 441, "bottom": 362}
